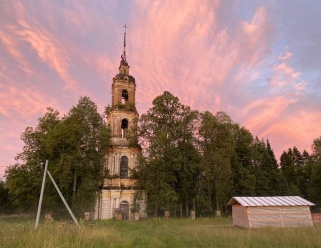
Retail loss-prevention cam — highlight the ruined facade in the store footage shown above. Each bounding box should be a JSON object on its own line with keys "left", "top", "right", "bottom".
{"left": 93, "top": 27, "right": 147, "bottom": 220}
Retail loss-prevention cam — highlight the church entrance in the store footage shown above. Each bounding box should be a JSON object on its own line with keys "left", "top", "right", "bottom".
{"left": 120, "top": 201, "right": 129, "bottom": 220}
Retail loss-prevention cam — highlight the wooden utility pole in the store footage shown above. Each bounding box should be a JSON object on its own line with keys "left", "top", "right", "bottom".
{"left": 35, "top": 160, "right": 48, "bottom": 228}
{"left": 35, "top": 160, "right": 79, "bottom": 228}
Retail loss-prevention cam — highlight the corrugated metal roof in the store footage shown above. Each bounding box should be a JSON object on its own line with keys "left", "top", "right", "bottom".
{"left": 227, "top": 196, "right": 315, "bottom": 207}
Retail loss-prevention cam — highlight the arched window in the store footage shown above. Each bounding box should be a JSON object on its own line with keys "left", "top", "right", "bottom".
{"left": 121, "top": 119, "right": 128, "bottom": 138}
{"left": 120, "top": 156, "right": 128, "bottom": 178}
{"left": 121, "top": 90, "right": 128, "bottom": 104}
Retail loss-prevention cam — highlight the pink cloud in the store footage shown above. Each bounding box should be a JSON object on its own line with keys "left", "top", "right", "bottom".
{"left": 269, "top": 51, "right": 306, "bottom": 93}
{"left": 0, "top": 85, "right": 54, "bottom": 118}
{"left": 16, "top": 21, "right": 82, "bottom": 93}
{"left": 278, "top": 51, "right": 292, "bottom": 60}
{"left": 239, "top": 7, "right": 272, "bottom": 67}
{"left": 274, "top": 62, "right": 300, "bottom": 78}
{"left": 258, "top": 108, "right": 321, "bottom": 158}
{"left": 294, "top": 82, "right": 307, "bottom": 91}
{"left": 241, "top": 96, "right": 296, "bottom": 132}
{"left": 130, "top": 3, "right": 274, "bottom": 116}
{"left": 1, "top": 1, "right": 96, "bottom": 99}
{"left": 0, "top": 29, "right": 34, "bottom": 76}
{"left": 237, "top": 93, "right": 321, "bottom": 159}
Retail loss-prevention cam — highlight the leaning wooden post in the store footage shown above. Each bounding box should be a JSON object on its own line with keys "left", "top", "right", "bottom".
{"left": 35, "top": 160, "right": 48, "bottom": 229}
{"left": 46, "top": 170, "right": 79, "bottom": 225}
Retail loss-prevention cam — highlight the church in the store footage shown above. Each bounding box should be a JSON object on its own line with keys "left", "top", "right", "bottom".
{"left": 93, "top": 26, "right": 147, "bottom": 220}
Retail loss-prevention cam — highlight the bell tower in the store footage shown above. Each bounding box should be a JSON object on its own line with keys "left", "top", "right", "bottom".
{"left": 95, "top": 25, "right": 146, "bottom": 220}
{"left": 108, "top": 24, "right": 138, "bottom": 147}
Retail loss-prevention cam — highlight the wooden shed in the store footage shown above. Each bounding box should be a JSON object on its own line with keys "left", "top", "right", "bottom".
{"left": 227, "top": 196, "right": 315, "bottom": 228}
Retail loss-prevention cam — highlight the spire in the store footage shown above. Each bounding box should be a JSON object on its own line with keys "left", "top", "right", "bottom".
{"left": 120, "top": 24, "right": 128, "bottom": 65}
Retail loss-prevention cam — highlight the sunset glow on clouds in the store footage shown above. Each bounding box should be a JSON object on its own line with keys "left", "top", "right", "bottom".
{"left": 1, "top": 0, "right": 321, "bottom": 178}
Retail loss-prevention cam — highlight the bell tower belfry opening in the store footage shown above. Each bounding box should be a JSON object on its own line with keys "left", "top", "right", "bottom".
{"left": 94, "top": 25, "right": 146, "bottom": 220}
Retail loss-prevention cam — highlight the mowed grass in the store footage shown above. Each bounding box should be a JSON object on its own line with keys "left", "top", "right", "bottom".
{"left": 1, "top": 215, "right": 321, "bottom": 248}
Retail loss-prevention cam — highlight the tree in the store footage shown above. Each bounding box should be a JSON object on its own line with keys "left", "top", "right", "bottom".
{"left": 136, "top": 91, "right": 200, "bottom": 217}
{"left": 0, "top": 180, "right": 11, "bottom": 214}
{"left": 279, "top": 147, "right": 314, "bottom": 196}
{"left": 172, "top": 105, "right": 201, "bottom": 217}
{"left": 61, "top": 96, "right": 110, "bottom": 213}
{"left": 6, "top": 107, "right": 61, "bottom": 210}
{"left": 307, "top": 136, "right": 321, "bottom": 206}
{"left": 197, "top": 111, "right": 234, "bottom": 214}
{"left": 230, "top": 125, "right": 256, "bottom": 196}
{"left": 280, "top": 147, "right": 301, "bottom": 195}
{"left": 5, "top": 97, "right": 110, "bottom": 215}
{"left": 251, "top": 138, "right": 286, "bottom": 196}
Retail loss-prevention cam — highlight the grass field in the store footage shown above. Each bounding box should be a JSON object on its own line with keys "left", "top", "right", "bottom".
{"left": 1, "top": 215, "right": 321, "bottom": 248}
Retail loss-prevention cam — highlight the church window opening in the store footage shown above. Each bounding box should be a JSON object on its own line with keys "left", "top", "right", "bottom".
{"left": 121, "top": 90, "right": 128, "bottom": 104}
{"left": 113, "top": 156, "right": 116, "bottom": 174}
{"left": 121, "top": 119, "right": 128, "bottom": 138}
{"left": 120, "top": 156, "right": 128, "bottom": 178}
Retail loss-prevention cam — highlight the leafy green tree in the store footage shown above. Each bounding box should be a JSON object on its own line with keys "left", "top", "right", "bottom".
{"left": 61, "top": 96, "right": 110, "bottom": 212}
{"left": 6, "top": 108, "right": 61, "bottom": 211}
{"left": 5, "top": 97, "right": 110, "bottom": 215}
{"left": 173, "top": 106, "right": 200, "bottom": 217}
{"left": 0, "top": 180, "right": 11, "bottom": 214}
{"left": 5, "top": 163, "right": 44, "bottom": 211}
{"left": 197, "top": 111, "right": 234, "bottom": 214}
{"left": 136, "top": 91, "right": 201, "bottom": 217}
{"left": 136, "top": 92, "right": 182, "bottom": 216}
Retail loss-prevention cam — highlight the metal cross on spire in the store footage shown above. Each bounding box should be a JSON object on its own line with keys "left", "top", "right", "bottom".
{"left": 123, "top": 24, "right": 128, "bottom": 33}
{"left": 121, "top": 24, "right": 128, "bottom": 63}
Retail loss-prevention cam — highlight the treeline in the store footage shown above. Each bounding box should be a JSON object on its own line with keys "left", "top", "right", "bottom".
{"left": 133, "top": 91, "right": 321, "bottom": 217}
{"left": 1, "top": 92, "right": 321, "bottom": 217}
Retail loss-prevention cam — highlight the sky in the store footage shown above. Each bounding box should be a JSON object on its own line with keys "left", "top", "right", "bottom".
{"left": 1, "top": 0, "right": 321, "bottom": 179}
